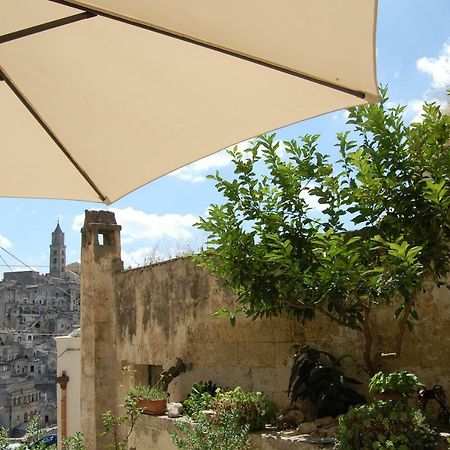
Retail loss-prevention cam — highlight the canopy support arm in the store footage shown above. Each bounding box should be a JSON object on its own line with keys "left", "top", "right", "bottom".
{"left": 0, "top": 67, "right": 109, "bottom": 204}
{"left": 49, "top": 0, "right": 366, "bottom": 100}
{"left": 0, "top": 12, "right": 95, "bottom": 45}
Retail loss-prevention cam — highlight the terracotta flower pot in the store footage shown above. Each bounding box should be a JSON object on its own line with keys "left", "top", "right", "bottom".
{"left": 137, "top": 398, "right": 167, "bottom": 415}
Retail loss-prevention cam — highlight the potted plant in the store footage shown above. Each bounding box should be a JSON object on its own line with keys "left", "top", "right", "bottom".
{"left": 369, "top": 371, "right": 420, "bottom": 401}
{"left": 128, "top": 384, "right": 169, "bottom": 415}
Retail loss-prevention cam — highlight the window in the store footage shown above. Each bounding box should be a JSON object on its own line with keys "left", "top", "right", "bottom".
{"left": 45, "top": 415, "right": 49, "bottom": 423}
{"left": 30, "top": 365, "right": 34, "bottom": 373}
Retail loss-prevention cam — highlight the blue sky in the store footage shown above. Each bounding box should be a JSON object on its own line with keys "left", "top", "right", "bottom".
{"left": 1, "top": 0, "right": 449, "bottom": 278}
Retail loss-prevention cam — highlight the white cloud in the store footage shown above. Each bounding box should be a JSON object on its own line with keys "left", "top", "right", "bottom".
{"left": 121, "top": 246, "right": 163, "bottom": 267}
{"left": 406, "top": 98, "right": 425, "bottom": 123}
{"left": 0, "top": 234, "right": 12, "bottom": 249}
{"left": 331, "top": 109, "right": 350, "bottom": 122}
{"left": 169, "top": 139, "right": 264, "bottom": 183}
{"left": 299, "top": 186, "right": 327, "bottom": 212}
{"left": 169, "top": 150, "right": 232, "bottom": 183}
{"left": 169, "top": 139, "right": 289, "bottom": 183}
{"left": 72, "top": 207, "right": 198, "bottom": 244}
{"left": 403, "top": 42, "right": 450, "bottom": 123}
{"left": 121, "top": 243, "right": 195, "bottom": 268}
{"left": 417, "top": 42, "right": 450, "bottom": 89}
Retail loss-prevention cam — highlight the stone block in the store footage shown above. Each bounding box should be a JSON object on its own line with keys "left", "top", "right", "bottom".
{"left": 274, "top": 342, "right": 294, "bottom": 367}
{"left": 297, "top": 422, "right": 318, "bottom": 434}
{"left": 238, "top": 342, "right": 276, "bottom": 367}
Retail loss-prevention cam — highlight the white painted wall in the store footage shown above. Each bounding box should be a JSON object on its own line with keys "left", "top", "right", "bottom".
{"left": 55, "top": 333, "right": 81, "bottom": 449}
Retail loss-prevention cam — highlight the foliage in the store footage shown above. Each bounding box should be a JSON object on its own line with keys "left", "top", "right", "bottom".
{"left": 101, "top": 389, "right": 141, "bottom": 450}
{"left": 62, "top": 433, "right": 87, "bottom": 450}
{"left": 214, "top": 387, "right": 274, "bottom": 431}
{"left": 127, "top": 383, "right": 169, "bottom": 401}
{"left": 369, "top": 371, "right": 420, "bottom": 395}
{"left": 183, "top": 381, "right": 219, "bottom": 418}
{"left": 195, "top": 88, "right": 450, "bottom": 372}
{"left": 0, "top": 417, "right": 56, "bottom": 450}
{"left": 192, "top": 380, "right": 220, "bottom": 397}
{"left": 288, "top": 345, "right": 365, "bottom": 418}
{"left": 171, "top": 408, "right": 252, "bottom": 450}
{"left": 335, "top": 400, "right": 439, "bottom": 449}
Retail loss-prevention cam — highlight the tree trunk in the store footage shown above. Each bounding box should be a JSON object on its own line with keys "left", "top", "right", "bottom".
{"left": 363, "top": 307, "right": 376, "bottom": 375}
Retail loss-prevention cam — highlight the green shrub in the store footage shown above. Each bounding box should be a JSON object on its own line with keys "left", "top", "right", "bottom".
{"left": 183, "top": 381, "right": 219, "bottom": 417}
{"left": 171, "top": 408, "right": 251, "bottom": 450}
{"left": 369, "top": 371, "right": 420, "bottom": 396}
{"left": 335, "top": 400, "right": 439, "bottom": 449}
{"left": 127, "top": 383, "right": 169, "bottom": 401}
{"left": 214, "top": 387, "right": 274, "bottom": 431}
{"left": 184, "top": 391, "right": 214, "bottom": 418}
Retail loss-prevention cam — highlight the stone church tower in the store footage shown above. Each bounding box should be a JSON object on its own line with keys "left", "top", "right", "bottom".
{"left": 49, "top": 221, "right": 66, "bottom": 278}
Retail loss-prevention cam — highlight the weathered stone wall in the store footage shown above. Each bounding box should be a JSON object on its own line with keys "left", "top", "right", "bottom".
{"left": 115, "top": 258, "right": 306, "bottom": 408}
{"left": 80, "top": 211, "right": 450, "bottom": 449}
{"left": 114, "top": 257, "right": 450, "bottom": 401}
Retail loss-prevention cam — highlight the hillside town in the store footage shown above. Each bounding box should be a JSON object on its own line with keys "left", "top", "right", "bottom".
{"left": 0, "top": 224, "right": 80, "bottom": 437}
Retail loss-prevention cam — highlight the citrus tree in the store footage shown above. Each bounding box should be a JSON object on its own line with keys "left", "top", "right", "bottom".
{"left": 196, "top": 89, "right": 450, "bottom": 373}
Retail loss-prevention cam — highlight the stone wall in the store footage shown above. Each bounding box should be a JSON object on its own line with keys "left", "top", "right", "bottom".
{"left": 80, "top": 211, "right": 450, "bottom": 450}
{"left": 114, "top": 258, "right": 306, "bottom": 409}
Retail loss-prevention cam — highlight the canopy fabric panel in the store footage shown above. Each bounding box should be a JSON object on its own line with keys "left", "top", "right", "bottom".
{"left": 0, "top": 0, "right": 379, "bottom": 204}
{"left": 62, "top": 0, "right": 378, "bottom": 96}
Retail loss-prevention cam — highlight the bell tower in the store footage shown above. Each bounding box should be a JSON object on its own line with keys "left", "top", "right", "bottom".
{"left": 49, "top": 221, "right": 66, "bottom": 278}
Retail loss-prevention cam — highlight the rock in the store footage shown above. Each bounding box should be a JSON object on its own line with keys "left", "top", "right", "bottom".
{"left": 281, "top": 430, "right": 302, "bottom": 437}
{"left": 167, "top": 402, "right": 183, "bottom": 418}
{"left": 296, "top": 422, "right": 318, "bottom": 434}
{"left": 326, "top": 426, "right": 338, "bottom": 437}
{"left": 284, "top": 409, "right": 305, "bottom": 426}
{"left": 314, "top": 416, "right": 335, "bottom": 427}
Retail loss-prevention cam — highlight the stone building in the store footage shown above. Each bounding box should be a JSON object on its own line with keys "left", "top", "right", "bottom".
{"left": 70, "top": 211, "right": 450, "bottom": 450}
{"left": 49, "top": 222, "right": 66, "bottom": 279}
{"left": 0, "top": 223, "right": 80, "bottom": 436}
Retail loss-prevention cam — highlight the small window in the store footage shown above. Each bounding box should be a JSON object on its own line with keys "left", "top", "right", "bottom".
{"left": 45, "top": 415, "right": 49, "bottom": 423}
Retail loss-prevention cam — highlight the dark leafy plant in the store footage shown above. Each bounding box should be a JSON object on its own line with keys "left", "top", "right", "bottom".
{"left": 214, "top": 387, "right": 274, "bottom": 431}
{"left": 335, "top": 400, "right": 439, "bottom": 449}
{"left": 288, "top": 345, "right": 365, "bottom": 418}
{"left": 171, "top": 408, "right": 251, "bottom": 450}
{"left": 369, "top": 371, "right": 420, "bottom": 396}
{"left": 193, "top": 380, "right": 219, "bottom": 396}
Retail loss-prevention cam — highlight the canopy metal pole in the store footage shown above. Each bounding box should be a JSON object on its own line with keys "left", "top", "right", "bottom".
{"left": 0, "top": 67, "right": 109, "bottom": 204}
{"left": 0, "top": 12, "right": 95, "bottom": 45}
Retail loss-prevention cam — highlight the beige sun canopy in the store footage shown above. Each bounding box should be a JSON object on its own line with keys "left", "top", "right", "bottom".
{"left": 0, "top": 0, "right": 379, "bottom": 204}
